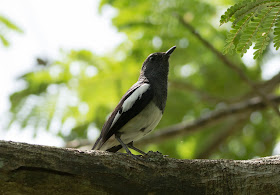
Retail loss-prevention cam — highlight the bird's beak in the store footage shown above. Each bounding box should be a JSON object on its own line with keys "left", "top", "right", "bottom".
{"left": 165, "top": 46, "right": 176, "bottom": 56}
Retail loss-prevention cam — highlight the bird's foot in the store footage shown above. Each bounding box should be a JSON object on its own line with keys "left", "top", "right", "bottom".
{"left": 117, "top": 151, "right": 144, "bottom": 161}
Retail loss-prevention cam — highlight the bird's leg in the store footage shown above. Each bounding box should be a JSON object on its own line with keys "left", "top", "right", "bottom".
{"left": 127, "top": 142, "right": 146, "bottom": 155}
{"left": 115, "top": 135, "right": 132, "bottom": 155}
{"left": 115, "top": 134, "right": 142, "bottom": 160}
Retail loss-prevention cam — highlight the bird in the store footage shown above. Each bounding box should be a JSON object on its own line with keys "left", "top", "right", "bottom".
{"left": 92, "top": 46, "right": 176, "bottom": 158}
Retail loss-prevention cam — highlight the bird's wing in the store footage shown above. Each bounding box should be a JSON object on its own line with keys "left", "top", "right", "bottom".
{"left": 92, "top": 81, "right": 153, "bottom": 150}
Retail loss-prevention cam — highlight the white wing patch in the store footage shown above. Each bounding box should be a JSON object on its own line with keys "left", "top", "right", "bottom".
{"left": 122, "top": 83, "right": 150, "bottom": 112}
{"left": 111, "top": 112, "right": 121, "bottom": 129}
{"left": 110, "top": 83, "right": 150, "bottom": 129}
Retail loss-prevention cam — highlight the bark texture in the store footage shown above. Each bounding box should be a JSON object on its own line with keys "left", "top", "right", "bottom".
{"left": 0, "top": 140, "right": 280, "bottom": 194}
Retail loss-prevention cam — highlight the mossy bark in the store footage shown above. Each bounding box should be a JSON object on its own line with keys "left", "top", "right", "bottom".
{"left": 0, "top": 140, "right": 280, "bottom": 194}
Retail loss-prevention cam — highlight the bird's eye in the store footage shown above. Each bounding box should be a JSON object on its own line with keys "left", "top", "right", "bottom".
{"left": 149, "top": 56, "right": 155, "bottom": 61}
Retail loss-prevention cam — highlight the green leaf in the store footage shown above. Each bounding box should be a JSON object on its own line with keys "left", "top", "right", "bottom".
{"left": 237, "top": 7, "right": 273, "bottom": 56}
{"left": 0, "top": 34, "right": 9, "bottom": 46}
{"left": 253, "top": 6, "right": 280, "bottom": 58}
{"left": 223, "top": 11, "right": 255, "bottom": 54}
{"left": 273, "top": 16, "right": 280, "bottom": 49}
{"left": 220, "top": 1, "right": 247, "bottom": 26}
{"left": 0, "top": 15, "right": 23, "bottom": 33}
{"left": 221, "top": 0, "right": 280, "bottom": 58}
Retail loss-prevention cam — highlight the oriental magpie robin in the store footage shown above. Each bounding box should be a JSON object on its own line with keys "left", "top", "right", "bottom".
{"left": 92, "top": 46, "right": 176, "bottom": 158}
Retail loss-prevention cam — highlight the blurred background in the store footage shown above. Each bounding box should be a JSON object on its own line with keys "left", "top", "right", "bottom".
{"left": 1, "top": 0, "right": 280, "bottom": 159}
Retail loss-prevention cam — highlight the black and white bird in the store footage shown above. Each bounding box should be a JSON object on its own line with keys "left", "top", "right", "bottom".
{"left": 92, "top": 46, "right": 176, "bottom": 157}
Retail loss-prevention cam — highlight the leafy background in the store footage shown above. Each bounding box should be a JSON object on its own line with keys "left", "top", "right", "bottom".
{"left": 1, "top": 0, "right": 280, "bottom": 160}
{"left": 221, "top": 0, "right": 280, "bottom": 58}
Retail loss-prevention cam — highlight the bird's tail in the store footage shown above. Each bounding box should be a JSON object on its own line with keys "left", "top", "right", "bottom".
{"left": 92, "top": 137, "right": 122, "bottom": 153}
{"left": 92, "top": 137, "right": 102, "bottom": 150}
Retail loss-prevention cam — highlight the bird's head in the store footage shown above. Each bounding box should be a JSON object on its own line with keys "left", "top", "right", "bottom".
{"left": 140, "top": 46, "right": 176, "bottom": 80}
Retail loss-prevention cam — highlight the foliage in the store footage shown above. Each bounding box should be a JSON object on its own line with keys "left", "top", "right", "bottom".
{"left": 220, "top": 0, "right": 280, "bottom": 58}
{"left": 0, "top": 15, "right": 22, "bottom": 47}
{"left": 8, "top": 50, "right": 139, "bottom": 140}
{"left": 6, "top": 0, "right": 280, "bottom": 160}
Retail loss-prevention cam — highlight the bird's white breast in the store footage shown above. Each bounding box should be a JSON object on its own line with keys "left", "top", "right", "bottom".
{"left": 119, "top": 100, "right": 162, "bottom": 142}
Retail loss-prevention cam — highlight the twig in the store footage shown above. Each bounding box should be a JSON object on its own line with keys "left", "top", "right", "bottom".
{"left": 136, "top": 95, "right": 280, "bottom": 146}
{"left": 169, "top": 80, "right": 227, "bottom": 103}
{"left": 257, "top": 71, "right": 280, "bottom": 93}
{"left": 175, "top": 14, "right": 280, "bottom": 116}
{"left": 230, "top": 71, "right": 280, "bottom": 103}
{"left": 196, "top": 116, "right": 249, "bottom": 159}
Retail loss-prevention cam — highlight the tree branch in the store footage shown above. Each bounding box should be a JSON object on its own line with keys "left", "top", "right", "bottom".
{"left": 1, "top": 140, "right": 280, "bottom": 194}
{"left": 231, "top": 71, "right": 280, "bottom": 103}
{"left": 176, "top": 14, "right": 280, "bottom": 116}
{"left": 169, "top": 80, "right": 227, "bottom": 103}
{"left": 137, "top": 95, "right": 280, "bottom": 146}
{"left": 196, "top": 116, "right": 249, "bottom": 159}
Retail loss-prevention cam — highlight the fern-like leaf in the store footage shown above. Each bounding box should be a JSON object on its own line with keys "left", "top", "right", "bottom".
{"left": 221, "top": 0, "right": 280, "bottom": 59}
{"left": 253, "top": 6, "right": 280, "bottom": 58}
{"left": 273, "top": 16, "right": 280, "bottom": 49}
{"left": 237, "top": 7, "right": 274, "bottom": 56}
{"left": 220, "top": 0, "right": 277, "bottom": 26}
{"left": 220, "top": 1, "right": 247, "bottom": 25}
{"left": 223, "top": 11, "right": 255, "bottom": 54}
